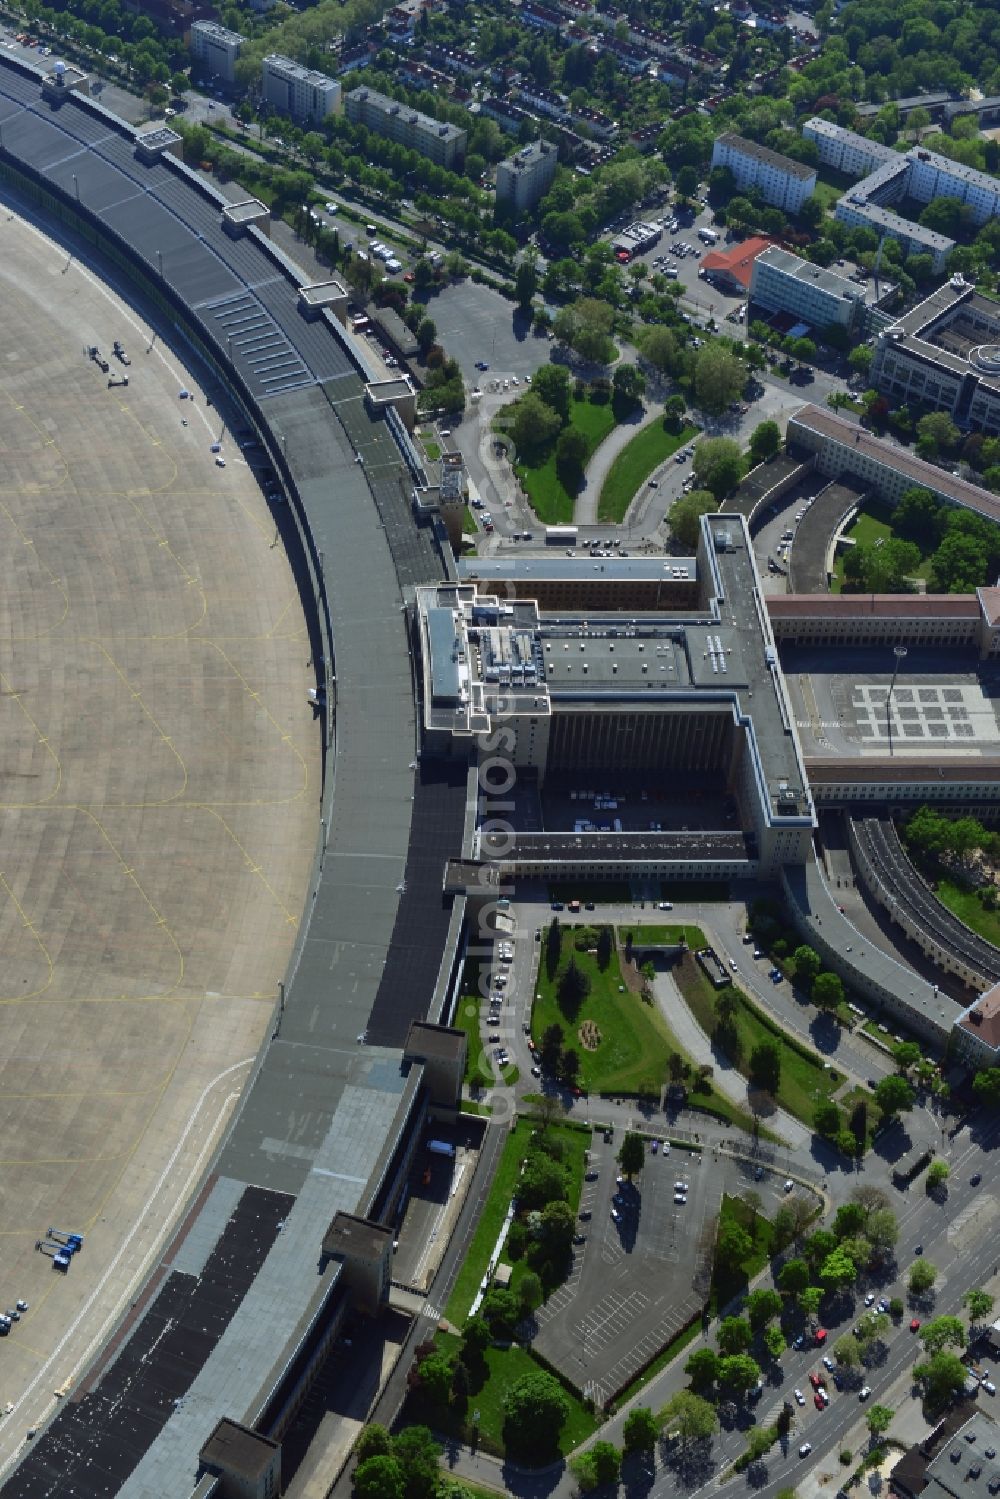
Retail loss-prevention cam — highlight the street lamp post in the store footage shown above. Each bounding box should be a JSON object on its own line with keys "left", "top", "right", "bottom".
{"left": 886, "top": 645, "right": 908, "bottom": 755}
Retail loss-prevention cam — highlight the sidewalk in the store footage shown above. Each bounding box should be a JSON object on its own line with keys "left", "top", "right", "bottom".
{"left": 573, "top": 399, "right": 664, "bottom": 526}
{"left": 651, "top": 969, "right": 812, "bottom": 1151}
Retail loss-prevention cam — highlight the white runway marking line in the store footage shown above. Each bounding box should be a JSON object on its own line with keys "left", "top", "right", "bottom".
{"left": 0, "top": 1055, "right": 254, "bottom": 1476}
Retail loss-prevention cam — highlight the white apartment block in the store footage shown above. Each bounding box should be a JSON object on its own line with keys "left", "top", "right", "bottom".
{"left": 906, "top": 146, "right": 1000, "bottom": 227}
{"left": 344, "top": 87, "right": 467, "bottom": 168}
{"left": 801, "top": 117, "right": 898, "bottom": 178}
{"left": 750, "top": 246, "right": 866, "bottom": 331}
{"left": 262, "top": 55, "right": 342, "bottom": 124}
{"left": 495, "top": 140, "right": 558, "bottom": 213}
{"left": 191, "top": 21, "right": 245, "bottom": 86}
{"left": 711, "top": 132, "right": 816, "bottom": 213}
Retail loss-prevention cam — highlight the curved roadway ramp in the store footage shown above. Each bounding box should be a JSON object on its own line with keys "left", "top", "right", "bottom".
{"left": 0, "top": 54, "right": 467, "bottom": 1499}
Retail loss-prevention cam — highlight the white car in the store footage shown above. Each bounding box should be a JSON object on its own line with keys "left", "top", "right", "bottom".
{"left": 674, "top": 1181, "right": 688, "bottom": 1192}
{"left": 799, "top": 1443, "right": 812, "bottom": 1458}
{"left": 864, "top": 1292, "right": 875, "bottom": 1307}
{"left": 673, "top": 1192, "right": 687, "bottom": 1204}
{"left": 822, "top": 1355, "right": 835, "bottom": 1372}
{"left": 985, "top": 1380, "right": 997, "bottom": 1396}
{"left": 794, "top": 1389, "right": 805, "bottom": 1405}
{"left": 859, "top": 1387, "right": 872, "bottom": 1401}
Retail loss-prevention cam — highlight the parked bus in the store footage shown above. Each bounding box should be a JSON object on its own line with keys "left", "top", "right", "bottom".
{"left": 546, "top": 525, "right": 579, "bottom": 547}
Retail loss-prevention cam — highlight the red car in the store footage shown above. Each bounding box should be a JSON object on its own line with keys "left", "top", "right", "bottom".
{"left": 809, "top": 1372, "right": 824, "bottom": 1390}
{"left": 910, "top": 1318, "right": 921, "bottom": 1332}
{"left": 814, "top": 1394, "right": 825, "bottom": 1410}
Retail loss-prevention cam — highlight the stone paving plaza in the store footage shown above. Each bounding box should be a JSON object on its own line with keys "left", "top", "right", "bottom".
{"left": 0, "top": 205, "right": 318, "bottom": 1433}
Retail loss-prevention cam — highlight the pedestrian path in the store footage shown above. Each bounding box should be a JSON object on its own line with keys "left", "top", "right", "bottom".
{"left": 573, "top": 400, "right": 665, "bottom": 526}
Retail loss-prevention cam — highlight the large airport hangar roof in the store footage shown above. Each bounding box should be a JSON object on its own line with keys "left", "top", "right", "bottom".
{"left": 0, "top": 54, "right": 460, "bottom": 1498}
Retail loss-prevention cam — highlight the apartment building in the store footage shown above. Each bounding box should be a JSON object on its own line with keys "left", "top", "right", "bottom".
{"left": 495, "top": 140, "right": 558, "bottom": 212}
{"left": 262, "top": 55, "right": 342, "bottom": 122}
{"left": 801, "top": 117, "right": 898, "bottom": 178}
{"left": 344, "top": 86, "right": 467, "bottom": 167}
{"left": 711, "top": 132, "right": 817, "bottom": 213}
{"left": 190, "top": 20, "right": 244, "bottom": 85}
{"left": 750, "top": 245, "right": 867, "bottom": 331}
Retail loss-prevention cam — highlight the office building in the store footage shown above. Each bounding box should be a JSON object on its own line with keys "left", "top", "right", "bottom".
{"left": 787, "top": 401, "right": 1000, "bottom": 518}
{"left": 261, "top": 54, "right": 342, "bottom": 123}
{"left": 701, "top": 235, "right": 776, "bottom": 294}
{"left": 870, "top": 276, "right": 1000, "bottom": 436}
{"left": 750, "top": 245, "right": 868, "bottom": 331}
{"left": 345, "top": 86, "right": 466, "bottom": 167}
{"left": 190, "top": 20, "right": 244, "bottom": 85}
{"left": 801, "top": 117, "right": 898, "bottom": 178}
{"left": 711, "top": 132, "right": 817, "bottom": 213}
{"left": 495, "top": 140, "right": 558, "bottom": 212}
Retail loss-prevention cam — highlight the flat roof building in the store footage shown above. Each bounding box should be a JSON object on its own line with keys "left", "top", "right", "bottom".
{"left": 750, "top": 245, "right": 868, "bottom": 331}
{"left": 871, "top": 276, "right": 1000, "bottom": 436}
{"left": 496, "top": 139, "right": 558, "bottom": 212}
{"left": 345, "top": 86, "right": 466, "bottom": 167}
{"left": 787, "top": 401, "right": 1000, "bottom": 520}
{"left": 711, "top": 132, "right": 817, "bottom": 213}
{"left": 191, "top": 20, "right": 244, "bottom": 85}
{"left": 261, "top": 54, "right": 342, "bottom": 122}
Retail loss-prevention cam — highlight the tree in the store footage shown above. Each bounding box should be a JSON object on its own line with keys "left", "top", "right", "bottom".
{"left": 921, "top": 1316, "right": 965, "bottom": 1354}
{"left": 354, "top": 1455, "right": 406, "bottom": 1499}
{"left": 895, "top": 487, "right": 943, "bottom": 550}
{"left": 855, "top": 1312, "right": 889, "bottom": 1346}
{"left": 669, "top": 490, "right": 718, "bottom": 547}
{"left": 389, "top": 1428, "right": 442, "bottom": 1499}
{"left": 749, "top": 420, "right": 781, "bottom": 463}
{"left": 915, "top": 1350, "right": 967, "bottom": 1406}
{"left": 595, "top": 926, "right": 613, "bottom": 970}
{"left": 511, "top": 391, "right": 564, "bottom": 464}
{"left": 866, "top": 1404, "right": 893, "bottom": 1438}
{"left": 618, "top": 1131, "right": 644, "bottom": 1180}
{"left": 718, "top": 1316, "right": 753, "bottom": 1355}
{"left": 799, "top": 1286, "right": 824, "bottom": 1318}
{"left": 963, "top": 1289, "right": 995, "bottom": 1325}
{"left": 659, "top": 1389, "right": 718, "bottom": 1444}
{"left": 874, "top": 1074, "right": 915, "bottom": 1120}
{"left": 415, "top": 1349, "right": 456, "bottom": 1407}
{"left": 638, "top": 324, "right": 681, "bottom": 376}
{"left": 926, "top": 1160, "right": 950, "bottom": 1192}
{"left": 676, "top": 164, "right": 700, "bottom": 199}
{"left": 764, "top": 1324, "right": 786, "bottom": 1360}
{"left": 555, "top": 426, "right": 589, "bottom": 490}
{"left": 623, "top": 1406, "right": 659, "bottom": 1453}
{"left": 530, "top": 365, "right": 571, "bottom": 424}
{"left": 515, "top": 257, "right": 538, "bottom": 311}
{"left": 694, "top": 345, "right": 746, "bottom": 415}
{"left": 893, "top": 1041, "right": 922, "bottom": 1072}
{"left": 834, "top": 1333, "right": 860, "bottom": 1367}
{"left": 461, "top": 1316, "right": 491, "bottom": 1365}
{"left": 416, "top": 316, "right": 437, "bottom": 356}
{"left": 663, "top": 393, "right": 688, "bottom": 430}
{"left": 866, "top": 1208, "right": 899, "bottom": 1255}
{"left": 557, "top": 955, "right": 590, "bottom": 1016}
{"left": 972, "top": 1068, "right": 1000, "bottom": 1106}
{"left": 503, "top": 1371, "right": 570, "bottom": 1458}
{"left": 537, "top": 1199, "right": 576, "bottom": 1257}
{"left": 355, "top": 1425, "right": 393, "bottom": 1463}
{"left": 779, "top": 1258, "right": 810, "bottom": 1296}
{"left": 812, "top": 971, "right": 845, "bottom": 1010}
{"left": 833, "top": 1202, "right": 865, "bottom": 1240}
{"left": 749, "top": 1041, "right": 781, "bottom": 1096}
{"left": 848, "top": 344, "right": 874, "bottom": 377}
{"left": 571, "top": 1441, "right": 620, "bottom": 1492}
{"left": 519, "top": 1270, "right": 544, "bottom": 1315}
{"left": 612, "top": 361, "right": 646, "bottom": 416}
{"left": 793, "top": 945, "right": 821, "bottom": 986}
{"left": 685, "top": 1346, "right": 720, "bottom": 1388}
{"left": 916, "top": 410, "right": 960, "bottom": 459}
{"left": 519, "top": 1153, "right": 568, "bottom": 1210}
{"left": 717, "top": 1352, "right": 762, "bottom": 1392}
{"left": 692, "top": 436, "right": 745, "bottom": 500}
{"left": 747, "top": 1288, "right": 783, "bottom": 1330}
{"left": 716, "top": 1219, "right": 753, "bottom": 1270}
{"left": 820, "top": 1246, "right": 858, "bottom": 1291}
{"left": 909, "top": 1260, "right": 938, "bottom": 1296}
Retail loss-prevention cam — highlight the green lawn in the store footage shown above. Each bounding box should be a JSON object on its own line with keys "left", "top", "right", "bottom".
{"left": 513, "top": 396, "right": 616, "bottom": 524}
{"left": 462, "top": 505, "right": 478, "bottom": 535}
{"left": 534, "top": 927, "right": 756, "bottom": 1128}
{"left": 935, "top": 877, "right": 1000, "bottom": 945}
{"left": 597, "top": 420, "right": 700, "bottom": 523}
{"left": 409, "top": 1333, "right": 598, "bottom": 1458}
{"left": 421, "top": 437, "right": 441, "bottom": 462}
{"left": 831, "top": 498, "right": 932, "bottom": 592}
{"left": 673, "top": 953, "right": 839, "bottom": 1128}
{"left": 621, "top": 922, "right": 706, "bottom": 949}
{"left": 446, "top": 1120, "right": 534, "bottom": 1324}
{"left": 711, "top": 1192, "right": 775, "bottom": 1311}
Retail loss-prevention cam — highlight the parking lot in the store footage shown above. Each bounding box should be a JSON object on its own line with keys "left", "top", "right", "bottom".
{"left": 532, "top": 1131, "right": 794, "bottom": 1405}
{"left": 420, "top": 280, "right": 555, "bottom": 389}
